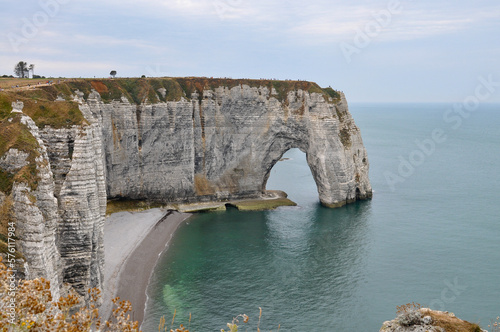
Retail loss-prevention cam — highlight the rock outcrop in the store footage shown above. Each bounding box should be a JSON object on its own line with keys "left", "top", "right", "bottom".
{"left": 380, "top": 308, "right": 486, "bottom": 332}
{"left": 0, "top": 77, "right": 372, "bottom": 300}
{"left": 38, "top": 110, "right": 107, "bottom": 297}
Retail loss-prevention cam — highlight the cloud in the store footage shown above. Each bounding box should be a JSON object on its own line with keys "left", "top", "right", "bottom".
{"left": 288, "top": 2, "right": 500, "bottom": 44}
{"left": 78, "top": 0, "right": 253, "bottom": 21}
{"left": 291, "top": 10, "right": 466, "bottom": 43}
{"left": 71, "top": 34, "right": 163, "bottom": 51}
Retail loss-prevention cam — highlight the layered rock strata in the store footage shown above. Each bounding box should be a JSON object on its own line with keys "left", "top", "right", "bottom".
{"left": 10, "top": 114, "right": 63, "bottom": 299}
{"left": 99, "top": 84, "right": 372, "bottom": 207}
{"left": 38, "top": 105, "right": 106, "bottom": 297}
{"left": 0, "top": 101, "right": 106, "bottom": 300}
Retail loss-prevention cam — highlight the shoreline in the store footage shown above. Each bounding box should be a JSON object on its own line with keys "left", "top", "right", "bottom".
{"left": 100, "top": 195, "right": 293, "bottom": 326}
{"left": 102, "top": 209, "right": 192, "bottom": 325}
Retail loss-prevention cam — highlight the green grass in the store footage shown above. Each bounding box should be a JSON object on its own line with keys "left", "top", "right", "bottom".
{"left": 271, "top": 80, "right": 291, "bottom": 101}
{"left": 322, "top": 87, "right": 341, "bottom": 101}
{"left": 89, "top": 78, "right": 186, "bottom": 104}
{"left": 64, "top": 80, "right": 93, "bottom": 100}
{"left": 147, "top": 78, "right": 184, "bottom": 102}
{"left": 0, "top": 94, "right": 12, "bottom": 119}
{"left": 27, "top": 101, "right": 84, "bottom": 128}
{"left": 0, "top": 87, "right": 86, "bottom": 129}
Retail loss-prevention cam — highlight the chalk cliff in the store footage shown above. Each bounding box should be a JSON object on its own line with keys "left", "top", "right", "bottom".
{"left": 93, "top": 78, "right": 372, "bottom": 207}
{"left": 0, "top": 77, "right": 372, "bottom": 299}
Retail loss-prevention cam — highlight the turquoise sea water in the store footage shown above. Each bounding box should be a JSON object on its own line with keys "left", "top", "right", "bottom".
{"left": 142, "top": 103, "right": 500, "bottom": 331}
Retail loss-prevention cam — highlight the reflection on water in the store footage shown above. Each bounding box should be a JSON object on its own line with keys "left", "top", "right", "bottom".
{"left": 263, "top": 202, "right": 373, "bottom": 329}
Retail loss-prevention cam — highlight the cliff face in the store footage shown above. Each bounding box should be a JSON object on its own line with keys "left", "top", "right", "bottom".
{"left": 98, "top": 81, "right": 371, "bottom": 207}
{"left": 0, "top": 97, "right": 106, "bottom": 300}
{"left": 0, "top": 77, "right": 371, "bottom": 299}
{"left": 38, "top": 106, "right": 106, "bottom": 297}
{"left": 8, "top": 111, "right": 63, "bottom": 299}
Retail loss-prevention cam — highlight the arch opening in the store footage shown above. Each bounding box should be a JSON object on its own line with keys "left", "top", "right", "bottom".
{"left": 264, "top": 148, "right": 319, "bottom": 206}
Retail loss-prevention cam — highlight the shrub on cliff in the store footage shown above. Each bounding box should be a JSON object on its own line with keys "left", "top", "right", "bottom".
{"left": 396, "top": 302, "right": 422, "bottom": 326}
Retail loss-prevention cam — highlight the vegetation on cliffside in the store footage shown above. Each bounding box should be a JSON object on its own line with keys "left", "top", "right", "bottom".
{"left": 0, "top": 89, "right": 86, "bottom": 129}
{"left": 0, "top": 114, "right": 41, "bottom": 255}
{"left": 0, "top": 115, "right": 40, "bottom": 194}
{"left": 1, "top": 77, "right": 342, "bottom": 110}
{"left": 89, "top": 77, "right": 342, "bottom": 104}
{"left": 173, "top": 77, "right": 341, "bottom": 104}
{"left": 0, "top": 82, "right": 89, "bottom": 257}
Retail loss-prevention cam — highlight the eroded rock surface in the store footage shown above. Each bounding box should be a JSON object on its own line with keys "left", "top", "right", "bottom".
{"left": 99, "top": 84, "right": 372, "bottom": 207}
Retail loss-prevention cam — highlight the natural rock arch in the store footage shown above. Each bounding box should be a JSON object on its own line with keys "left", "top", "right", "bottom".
{"left": 101, "top": 84, "right": 372, "bottom": 208}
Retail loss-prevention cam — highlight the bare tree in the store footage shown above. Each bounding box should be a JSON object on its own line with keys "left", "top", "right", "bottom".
{"left": 29, "top": 64, "right": 35, "bottom": 78}
{"left": 110, "top": 70, "right": 117, "bottom": 78}
{"left": 14, "top": 61, "right": 29, "bottom": 78}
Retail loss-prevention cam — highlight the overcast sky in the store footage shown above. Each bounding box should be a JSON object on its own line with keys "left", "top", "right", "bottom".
{"left": 1, "top": 0, "right": 499, "bottom": 102}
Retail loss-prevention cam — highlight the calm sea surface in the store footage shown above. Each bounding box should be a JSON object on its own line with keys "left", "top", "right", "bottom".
{"left": 142, "top": 103, "right": 500, "bottom": 331}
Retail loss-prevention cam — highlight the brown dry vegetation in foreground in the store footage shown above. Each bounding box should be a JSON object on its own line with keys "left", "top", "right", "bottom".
{"left": 421, "top": 309, "right": 482, "bottom": 332}
{"left": 0, "top": 257, "right": 140, "bottom": 331}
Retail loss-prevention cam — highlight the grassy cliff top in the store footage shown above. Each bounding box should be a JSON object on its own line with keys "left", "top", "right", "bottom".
{"left": 0, "top": 88, "right": 86, "bottom": 129}
{"left": 75, "top": 77, "right": 341, "bottom": 104}
{"left": 171, "top": 77, "right": 342, "bottom": 103}
{"left": 1, "top": 78, "right": 341, "bottom": 117}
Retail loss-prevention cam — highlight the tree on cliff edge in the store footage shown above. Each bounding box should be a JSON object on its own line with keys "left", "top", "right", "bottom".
{"left": 14, "top": 61, "right": 29, "bottom": 78}
{"left": 29, "top": 64, "right": 35, "bottom": 78}
{"left": 110, "top": 70, "right": 117, "bottom": 78}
